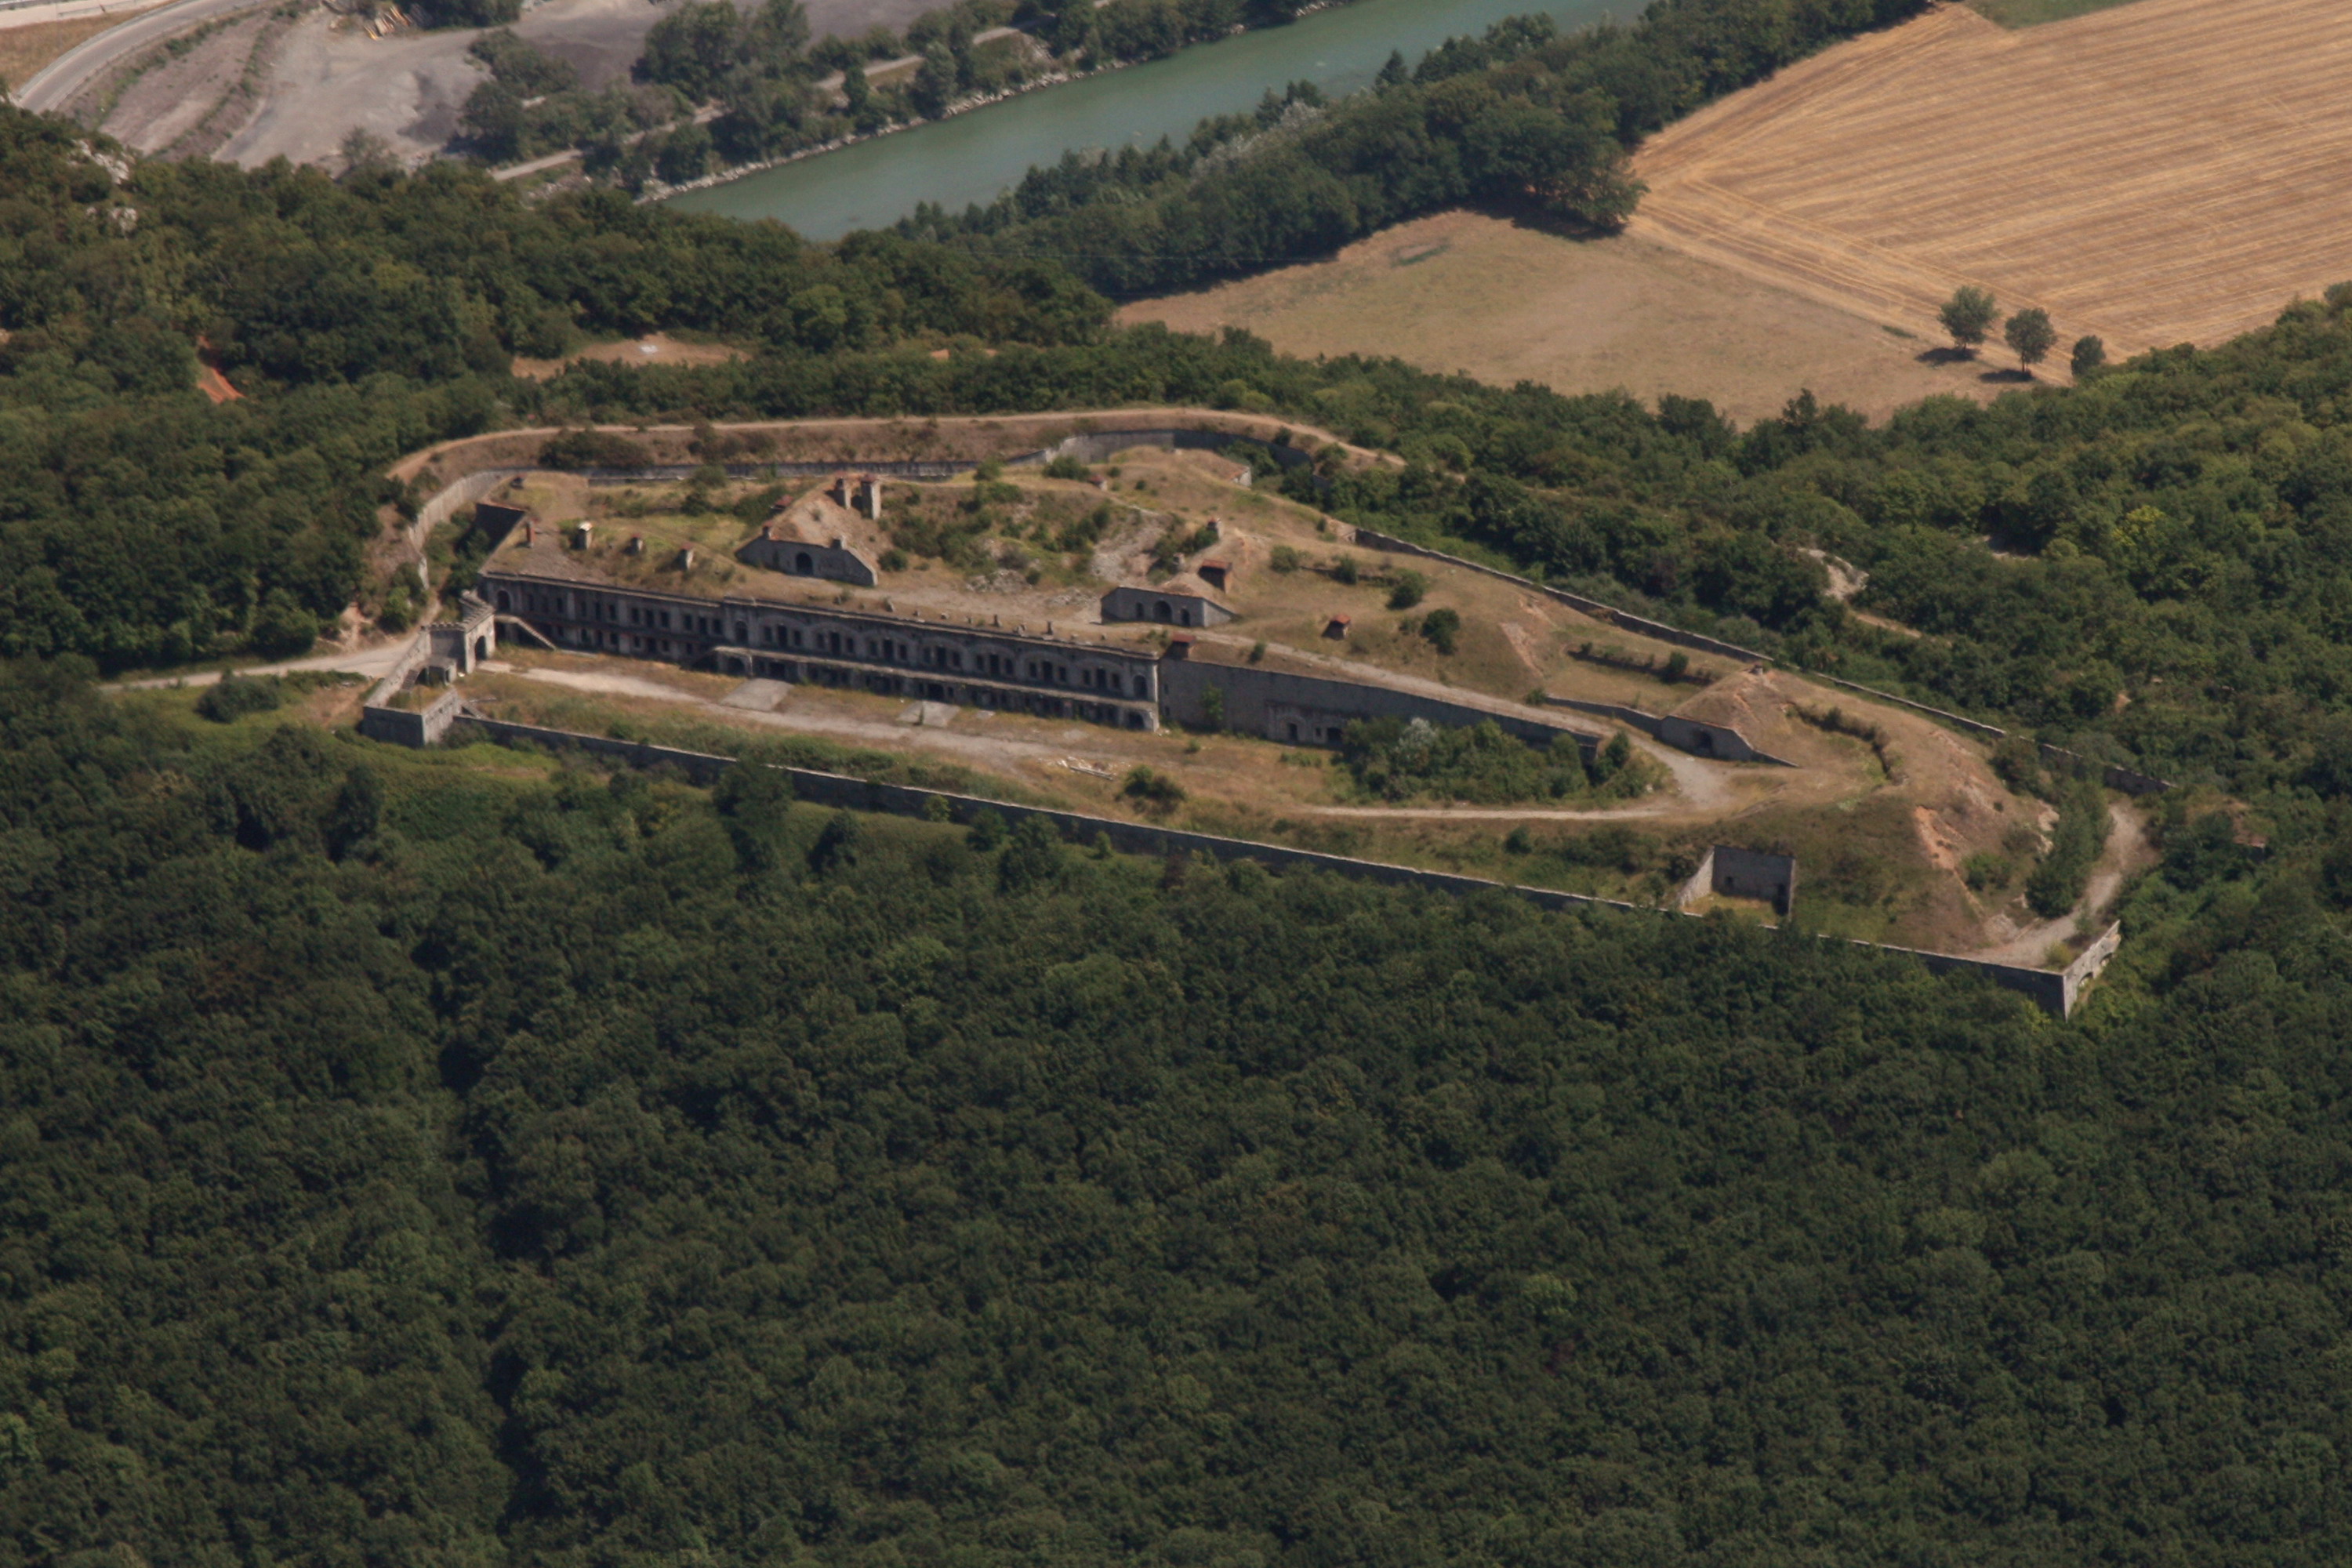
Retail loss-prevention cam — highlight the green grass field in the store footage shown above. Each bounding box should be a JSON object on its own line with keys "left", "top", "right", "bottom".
{"left": 1971, "top": 0, "right": 2146, "bottom": 27}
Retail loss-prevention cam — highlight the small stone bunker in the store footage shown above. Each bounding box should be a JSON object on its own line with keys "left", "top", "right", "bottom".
{"left": 1102, "top": 579, "right": 1236, "bottom": 628}
{"left": 734, "top": 481, "right": 880, "bottom": 587}
{"left": 1682, "top": 845, "right": 1799, "bottom": 915}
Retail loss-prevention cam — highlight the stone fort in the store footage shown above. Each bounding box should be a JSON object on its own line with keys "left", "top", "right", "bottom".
{"left": 473, "top": 481, "right": 1596, "bottom": 752}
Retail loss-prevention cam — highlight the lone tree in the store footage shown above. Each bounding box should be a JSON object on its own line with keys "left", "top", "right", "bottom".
{"left": 2071, "top": 335, "right": 2107, "bottom": 378}
{"left": 2005, "top": 307, "right": 2057, "bottom": 372}
{"left": 1940, "top": 285, "right": 1998, "bottom": 353}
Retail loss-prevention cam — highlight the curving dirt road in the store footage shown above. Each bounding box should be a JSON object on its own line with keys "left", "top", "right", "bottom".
{"left": 1968, "top": 802, "right": 2152, "bottom": 966}
{"left": 13, "top": 0, "right": 263, "bottom": 112}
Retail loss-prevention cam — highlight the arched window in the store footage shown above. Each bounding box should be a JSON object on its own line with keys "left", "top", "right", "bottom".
{"left": 796, "top": 551, "right": 814, "bottom": 575}
{"left": 1153, "top": 601, "right": 1171, "bottom": 622}
{"left": 495, "top": 591, "right": 510, "bottom": 611}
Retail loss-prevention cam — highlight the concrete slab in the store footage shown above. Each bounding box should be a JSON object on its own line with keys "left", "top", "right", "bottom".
{"left": 896, "top": 700, "right": 958, "bottom": 727}
{"left": 720, "top": 678, "right": 792, "bottom": 712}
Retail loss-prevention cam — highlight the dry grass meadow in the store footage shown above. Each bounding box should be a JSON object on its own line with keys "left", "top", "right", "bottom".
{"left": 1632, "top": 0, "right": 2352, "bottom": 360}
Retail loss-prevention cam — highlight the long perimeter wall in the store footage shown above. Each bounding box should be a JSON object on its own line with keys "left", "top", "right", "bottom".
{"left": 428, "top": 713, "right": 2123, "bottom": 1017}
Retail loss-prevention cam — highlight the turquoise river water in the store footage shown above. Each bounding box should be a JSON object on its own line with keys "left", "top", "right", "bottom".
{"left": 667, "top": 0, "right": 1622, "bottom": 238}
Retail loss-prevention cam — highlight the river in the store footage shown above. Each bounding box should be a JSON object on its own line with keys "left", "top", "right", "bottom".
{"left": 667, "top": 0, "right": 1624, "bottom": 239}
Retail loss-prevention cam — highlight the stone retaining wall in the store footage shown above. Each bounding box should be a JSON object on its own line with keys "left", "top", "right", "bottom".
{"left": 1160, "top": 659, "right": 1594, "bottom": 753}
{"left": 1545, "top": 697, "right": 1794, "bottom": 767}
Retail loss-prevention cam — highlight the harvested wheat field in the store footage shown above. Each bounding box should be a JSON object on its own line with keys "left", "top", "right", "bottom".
{"left": 1120, "top": 210, "right": 1999, "bottom": 425}
{"left": 1632, "top": 0, "right": 2352, "bottom": 361}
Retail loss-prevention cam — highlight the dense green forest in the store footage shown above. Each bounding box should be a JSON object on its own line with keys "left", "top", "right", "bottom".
{"left": 0, "top": 664, "right": 2345, "bottom": 1566}
{"left": 9, "top": 3, "right": 2352, "bottom": 1560}
{"left": 0, "top": 110, "right": 1097, "bottom": 668}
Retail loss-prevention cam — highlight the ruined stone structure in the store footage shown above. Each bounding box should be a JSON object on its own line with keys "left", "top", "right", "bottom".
{"left": 828, "top": 474, "right": 884, "bottom": 518}
{"left": 481, "top": 567, "right": 1162, "bottom": 730}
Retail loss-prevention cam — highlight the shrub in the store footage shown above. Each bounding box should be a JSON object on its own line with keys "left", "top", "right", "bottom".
{"left": 1330, "top": 555, "right": 1360, "bottom": 585}
{"left": 1339, "top": 717, "right": 1593, "bottom": 804}
{"left": 2025, "top": 780, "right": 2110, "bottom": 918}
{"left": 1269, "top": 545, "right": 1301, "bottom": 574}
{"left": 1387, "top": 569, "right": 1428, "bottom": 610}
{"left": 997, "top": 815, "right": 1065, "bottom": 891}
{"left": 807, "top": 809, "right": 863, "bottom": 875}
{"left": 539, "top": 429, "right": 653, "bottom": 470}
{"left": 1122, "top": 766, "right": 1186, "bottom": 813}
{"left": 1421, "top": 608, "right": 1461, "bottom": 654}
{"left": 195, "top": 673, "right": 284, "bottom": 723}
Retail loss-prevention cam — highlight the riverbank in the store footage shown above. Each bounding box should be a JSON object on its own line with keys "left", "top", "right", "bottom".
{"left": 640, "top": 66, "right": 1081, "bottom": 205}
{"left": 498, "top": 0, "right": 1359, "bottom": 201}
{"left": 666, "top": 0, "right": 1606, "bottom": 238}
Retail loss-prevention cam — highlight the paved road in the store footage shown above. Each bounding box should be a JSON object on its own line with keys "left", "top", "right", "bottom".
{"left": 0, "top": 0, "right": 161, "bottom": 30}
{"left": 14, "top": 0, "right": 268, "bottom": 114}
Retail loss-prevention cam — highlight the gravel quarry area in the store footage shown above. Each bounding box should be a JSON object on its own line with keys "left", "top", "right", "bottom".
{"left": 220, "top": 0, "right": 949, "bottom": 169}
{"left": 98, "top": 8, "right": 272, "bottom": 154}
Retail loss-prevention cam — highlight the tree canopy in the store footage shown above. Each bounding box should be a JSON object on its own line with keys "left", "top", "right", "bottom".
{"left": 0, "top": 664, "right": 2348, "bottom": 1565}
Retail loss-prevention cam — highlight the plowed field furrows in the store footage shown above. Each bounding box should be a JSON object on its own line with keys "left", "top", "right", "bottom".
{"left": 1630, "top": 0, "right": 2352, "bottom": 360}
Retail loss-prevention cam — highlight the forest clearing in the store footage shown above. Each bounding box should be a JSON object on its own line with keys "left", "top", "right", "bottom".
{"left": 1629, "top": 0, "right": 2352, "bottom": 359}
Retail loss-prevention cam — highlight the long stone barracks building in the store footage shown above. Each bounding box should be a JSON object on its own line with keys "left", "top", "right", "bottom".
{"left": 477, "top": 546, "right": 1592, "bottom": 750}
{"left": 483, "top": 563, "right": 1167, "bottom": 731}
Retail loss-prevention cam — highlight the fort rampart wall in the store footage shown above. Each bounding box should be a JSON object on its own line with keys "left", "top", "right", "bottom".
{"left": 419, "top": 714, "right": 2118, "bottom": 1018}
{"left": 1158, "top": 659, "right": 1595, "bottom": 753}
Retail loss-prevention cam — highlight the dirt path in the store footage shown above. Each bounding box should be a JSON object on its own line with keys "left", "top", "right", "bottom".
{"left": 491, "top": 665, "right": 1109, "bottom": 778}
{"left": 388, "top": 409, "right": 1388, "bottom": 485}
{"left": 1967, "top": 800, "right": 2152, "bottom": 964}
{"left": 111, "top": 637, "right": 416, "bottom": 691}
